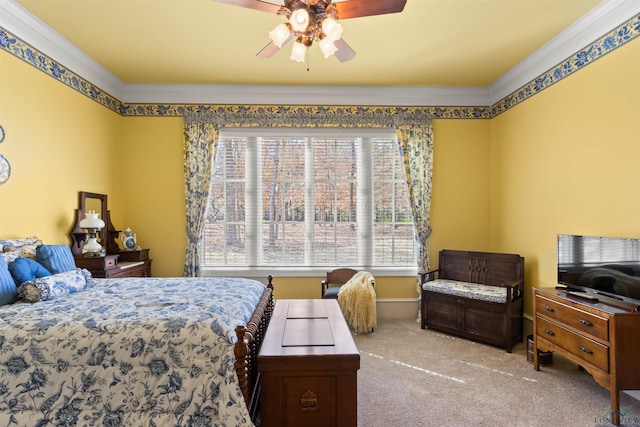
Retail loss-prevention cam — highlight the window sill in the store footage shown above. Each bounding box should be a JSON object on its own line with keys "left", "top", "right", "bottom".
{"left": 201, "top": 266, "right": 418, "bottom": 278}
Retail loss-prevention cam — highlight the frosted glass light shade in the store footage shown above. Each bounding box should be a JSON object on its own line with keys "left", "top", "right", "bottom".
{"left": 83, "top": 236, "right": 103, "bottom": 254}
{"left": 269, "top": 23, "right": 291, "bottom": 47}
{"left": 79, "top": 210, "right": 105, "bottom": 254}
{"left": 322, "top": 18, "right": 343, "bottom": 41}
{"left": 290, "top": 41, "right": 306, "bottom": 62}
{"left": 79, "top": 211, "right": 105, "bottom": 229}
{"left": 319, "top": 37, "right": 337, "bottom": 58}
{"left": 290, "top": 9, "right": 309, "bottom": 32}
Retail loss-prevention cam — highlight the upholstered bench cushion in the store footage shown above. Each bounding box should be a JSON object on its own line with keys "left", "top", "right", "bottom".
{"left": 422, "top": 279, "right": 508, "bottom": 304}
{"left": 323, "top": 286, "right": 340, "bottom": 299}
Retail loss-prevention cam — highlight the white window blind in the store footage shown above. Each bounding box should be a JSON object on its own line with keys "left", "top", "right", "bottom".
{"left": 201, "top": 129, "right": 416, "bottom": 269}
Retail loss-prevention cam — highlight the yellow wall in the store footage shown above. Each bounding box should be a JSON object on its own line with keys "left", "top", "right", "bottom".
{"left": 0, "top": 52, "right": 122, "bottom": 242}
{"left": 489, "top": 39, "right": 640, "bottom": 314}
{"left": 2, "top": 36, "right": 639, "bottom": 314}
{"left": 118, "top": 117, "right": 185, "bottom": 277}
{"left": 430, "top": 118, "right": 492, "bottom": 263}
{"left": 271, "top": 276, "right": 418, "bottom": 300}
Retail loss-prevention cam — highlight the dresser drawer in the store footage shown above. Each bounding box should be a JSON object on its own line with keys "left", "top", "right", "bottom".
{"left": 105, "top": 265, "right": 148, "bottom": 278}
{"left": 536, "top": 317, "right": 609, "bottom": 372}
{"left": 535, "top": 294, "right": 608, "bottom": 342}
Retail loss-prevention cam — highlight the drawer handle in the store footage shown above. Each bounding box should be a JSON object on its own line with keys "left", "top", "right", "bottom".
{"left": 301, "top": 390, "right": 318, "bottom": 412}
{"left": 543, "top": 305, "right": 554, "bottom": 312}
{"left": 544, "top": 329, "right": 555, "bottom": 336}
{"left": 579, "top": 346, "right": 593, "bottom": 355}
{"left": 579, "top": 319, "right": 593, "bottom": 326}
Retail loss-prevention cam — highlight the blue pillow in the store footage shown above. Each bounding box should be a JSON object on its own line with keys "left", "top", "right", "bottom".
{"left": 0, "top": 261, "right": 18, "bottom": 306}
{"left": 8, "top": 257, "right": 51, "bottom": 285}
{"left": 36, "top": 245, "right": 76, "bottom": 274}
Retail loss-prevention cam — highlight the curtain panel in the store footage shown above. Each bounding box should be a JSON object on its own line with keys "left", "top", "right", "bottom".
{"left": 396, "top": 125, "right": 434, "bottom": 274}
{"left": 182, "top": 105, "right": 433, "bottom": 276}
{"left": 183, "top": 115, "right": 217, "bottom": 277}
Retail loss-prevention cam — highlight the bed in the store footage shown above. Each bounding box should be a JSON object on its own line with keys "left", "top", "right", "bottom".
{"left": 0, "top": 240, "right": 274, "bottom": 426}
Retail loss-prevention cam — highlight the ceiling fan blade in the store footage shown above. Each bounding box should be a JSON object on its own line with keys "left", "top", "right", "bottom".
{"left": 256, "top": 32, "right": 293, "bottom": 58}
{"left": 211, "top": 0, "right": 282, "bottom": 14}
{"left": 334, "top": 0, "right": 407, "bottom": 19}
{"left": 333, "top": 38, "right": 356, "bottom": 62}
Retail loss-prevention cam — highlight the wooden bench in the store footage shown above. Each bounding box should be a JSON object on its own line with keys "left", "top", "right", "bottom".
{"left": 420, "top": 250, "right": 525, "bottom": 352}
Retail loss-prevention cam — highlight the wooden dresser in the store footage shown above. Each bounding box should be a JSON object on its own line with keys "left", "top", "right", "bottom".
{"left": 258, "top": 299, "right": 360, "bottom": 427}
{"left": 74, "top": 249, "right": 152, "bottom": 278}
{"left": 533, "top": 287, "right": 640, "bottom": 425}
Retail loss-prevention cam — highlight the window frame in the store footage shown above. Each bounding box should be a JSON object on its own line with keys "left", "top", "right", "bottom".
{"left": 201, "top": 127, "right": 418, "bottom": 278}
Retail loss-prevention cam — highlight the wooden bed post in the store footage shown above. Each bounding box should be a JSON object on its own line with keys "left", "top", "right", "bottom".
{"left": 234, "top": 325, "right": 250, "bottom": 405}
{"left": 233, "top": 276, "right": 275, "bottom": 420}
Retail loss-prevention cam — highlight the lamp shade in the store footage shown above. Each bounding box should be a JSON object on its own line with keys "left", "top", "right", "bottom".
{"left": 79, "top": 211, "right": 105, "bottom": 229}
{"left": 289, "top": 8, "right": 310, "bottom": 32}
{"left": 269, "top": 23, "right": 291, "bottom": 47}
{"left": 322, "top": 18, "right": 343, "bottom": 41}
{"left": 319, "top": 37, "right": 338, "bottom": 58}
{"left": 290, "top": 41, "right": 307, "bottom": 62}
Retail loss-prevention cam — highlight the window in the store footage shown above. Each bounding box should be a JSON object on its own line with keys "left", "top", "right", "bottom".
{"left": 201, "top": 128, "right": 416, "bottom": 270}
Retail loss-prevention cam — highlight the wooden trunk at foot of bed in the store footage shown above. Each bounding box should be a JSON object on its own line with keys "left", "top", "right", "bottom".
{"left": 235, "top": 275, "right": 275, "bottom": 422}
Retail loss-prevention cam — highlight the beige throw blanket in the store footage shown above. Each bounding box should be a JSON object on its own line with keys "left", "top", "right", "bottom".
{"left": 337, "top": 271, "right": 377, "bottom": 334}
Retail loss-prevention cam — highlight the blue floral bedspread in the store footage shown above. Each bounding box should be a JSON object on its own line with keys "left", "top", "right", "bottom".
{"left": 0, "top": 276, "right": 266, "bottom": 427}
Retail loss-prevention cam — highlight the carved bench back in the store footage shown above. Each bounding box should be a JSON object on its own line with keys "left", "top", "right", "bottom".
{"left": 438, "top": 250, "right": 524, "bottom": 286}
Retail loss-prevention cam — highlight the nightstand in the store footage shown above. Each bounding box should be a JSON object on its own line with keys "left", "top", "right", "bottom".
{"left": 74, "top": 249, "right": 152, "bottom": 278}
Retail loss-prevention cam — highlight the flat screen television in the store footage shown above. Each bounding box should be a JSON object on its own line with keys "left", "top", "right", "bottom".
{"left": 557, "top": 234, "right": 640, "bottom": 306}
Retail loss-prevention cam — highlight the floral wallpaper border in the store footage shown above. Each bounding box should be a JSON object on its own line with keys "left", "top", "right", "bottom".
{"left": 0, "top": 12, "right": 638, "bottom": 119}
{"left": 182, "top": 106, "right": 433, "bottom": 128}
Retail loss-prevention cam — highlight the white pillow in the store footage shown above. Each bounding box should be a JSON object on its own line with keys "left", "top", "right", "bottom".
{"left": 18, "top": 268, "right": 93, "bottom": 303}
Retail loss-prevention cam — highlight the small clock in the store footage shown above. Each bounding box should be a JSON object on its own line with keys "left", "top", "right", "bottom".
{"left": 0, "top": 155, "right": 10, "bottom": 185}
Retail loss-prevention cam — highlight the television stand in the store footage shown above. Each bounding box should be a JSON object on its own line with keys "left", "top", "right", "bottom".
{"left": 565, "top": 290, "right": 599, "bottom": 302}
{"left": 533, "top": 287, "right": 640, "bottom": 426}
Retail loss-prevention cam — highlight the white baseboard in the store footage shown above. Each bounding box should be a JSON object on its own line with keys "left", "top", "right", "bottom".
{"left": 377, "top": 298, "right": 419, "bottom": 320}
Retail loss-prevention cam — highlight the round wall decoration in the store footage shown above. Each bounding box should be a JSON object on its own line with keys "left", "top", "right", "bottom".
{"left": 0, "top": 155, "right": 10, "bottom": 185}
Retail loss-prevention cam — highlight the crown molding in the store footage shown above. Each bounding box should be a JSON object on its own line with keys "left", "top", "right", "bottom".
{"left": 489, "top": 0, "right": 640, "bottom": 105}
{"left": 1, "top": 0, "right": 637, "bottom": 107}
{"left": 122, "top": 84, "right": 490, "bottom": 106}
{"left": 0, "top": 0, "right": 125, "bottom": 99}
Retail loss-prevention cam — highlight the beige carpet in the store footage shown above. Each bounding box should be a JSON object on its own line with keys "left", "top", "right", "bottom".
{"left": 353, "top": 319, "right": 640, "bottom": 427}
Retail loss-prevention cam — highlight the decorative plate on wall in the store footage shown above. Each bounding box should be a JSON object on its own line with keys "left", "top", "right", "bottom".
{"left": 0, "top": 155, "right": 10, "bottom": 185}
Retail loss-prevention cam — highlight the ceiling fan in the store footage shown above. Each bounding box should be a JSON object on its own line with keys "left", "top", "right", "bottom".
{"left": 212, "top": 0, "right": 407, "bottom": 63}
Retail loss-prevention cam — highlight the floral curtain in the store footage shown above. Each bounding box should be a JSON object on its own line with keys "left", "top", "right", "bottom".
{"left": 396, "top": 124, "right": 434, "bottom": 275}
{"left": 396, "top": 125, "right": 434, "bottom": 316}
{"left": 182, "top": 105, "right": 433, "bottom": 277}
{"left": 183, "top": 115, "right": 217, "bottom": 277}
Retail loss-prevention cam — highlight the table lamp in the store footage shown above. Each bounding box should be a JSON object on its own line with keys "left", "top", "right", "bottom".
{"left": 79, "top": 210, "right": 105, "bottom": 255}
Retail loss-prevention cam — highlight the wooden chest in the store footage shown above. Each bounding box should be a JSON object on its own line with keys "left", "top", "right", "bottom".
{"left": 258, "top": 299, "right": 360, "bottom": 427}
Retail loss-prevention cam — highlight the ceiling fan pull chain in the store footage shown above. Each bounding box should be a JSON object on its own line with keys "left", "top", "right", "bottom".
{"left": 306, "top": 48, "right": 310, "bottom": 72}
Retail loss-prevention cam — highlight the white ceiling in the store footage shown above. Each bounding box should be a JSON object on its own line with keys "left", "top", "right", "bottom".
{"left": 13, "top": 0, "right": 603, "bottom": 87}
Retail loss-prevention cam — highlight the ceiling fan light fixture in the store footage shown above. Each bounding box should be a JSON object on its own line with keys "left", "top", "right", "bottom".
{"left": 318, "top": 36, "right": 337, "bottom": 58}
{"left": 216, "top": 0, "right": 408, "bottom": 63}
{"left": 269, "top": 23, "right": 291, "bottom": 47}
{"left": 321, "top": 17, "right": 342, "bottom": 41}
{"left": 289, "top": 8, "right": 310, "bottom": 32}
{"left": 290, "top": 41, "right": 307, "bottom": 62}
